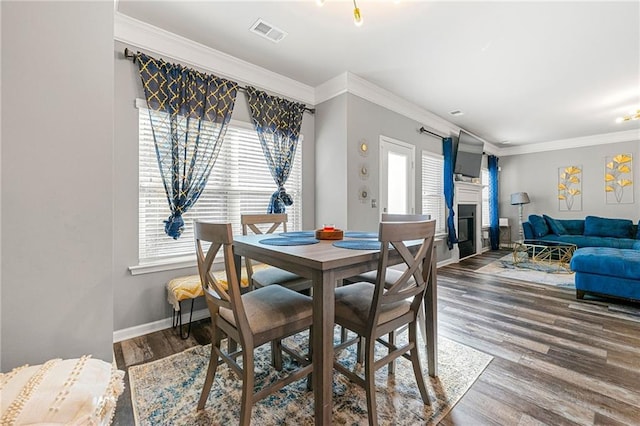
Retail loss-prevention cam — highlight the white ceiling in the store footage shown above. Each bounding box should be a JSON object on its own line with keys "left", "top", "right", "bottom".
{"left": 117, "top": 0, "right": 640, "bottom": 147}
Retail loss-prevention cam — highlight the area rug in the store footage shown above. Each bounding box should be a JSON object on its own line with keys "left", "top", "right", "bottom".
{"left": 476, "top": 254, "right": 575, "bottom": 288}
{"left": 128, "top": 331, "right": 492, "bottom": 425}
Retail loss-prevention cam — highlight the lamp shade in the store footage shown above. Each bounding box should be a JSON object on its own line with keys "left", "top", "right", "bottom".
{"left": 510, "top": 192, "right": 530, "bottom": 205}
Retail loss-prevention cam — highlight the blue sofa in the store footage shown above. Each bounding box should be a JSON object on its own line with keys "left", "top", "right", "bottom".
{"left": 523, "top": 214, "right": 640, "bottom": 249}
{"left": 523, "top": 215, "right": 640, "bottom": 301}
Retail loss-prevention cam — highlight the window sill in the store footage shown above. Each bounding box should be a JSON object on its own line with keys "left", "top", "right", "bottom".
{"left": 129, "top": 255, "right": 198, "bottom": 276}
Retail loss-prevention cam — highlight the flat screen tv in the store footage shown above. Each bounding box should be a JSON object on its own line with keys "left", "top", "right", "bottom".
{"left": 454, "top": 130, "right": 484, "bottom": 178}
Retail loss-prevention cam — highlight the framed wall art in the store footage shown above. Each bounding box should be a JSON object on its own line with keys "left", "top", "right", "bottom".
{"left": 558, "top": 165, "right": 582, "bottom": 211}
{"left": 605, "top": 154, "right": 633, "bottom": 204}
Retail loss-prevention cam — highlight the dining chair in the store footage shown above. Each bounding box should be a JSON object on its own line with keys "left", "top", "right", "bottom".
{"left": 333, "top": 219, "right": 436, "bottom": 426}
{"left": 241, "top": 213, "right": 313, "bottom": 294}
{"left": 341, "top": 213, "right": 431, "bottom": 362}
{"left": 194, "top": 221, "right": 314, "bottom": 425}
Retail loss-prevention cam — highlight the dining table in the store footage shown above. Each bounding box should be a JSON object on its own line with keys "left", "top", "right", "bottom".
{"left": 232, "top": 232, "right": 438, "bottom": 425}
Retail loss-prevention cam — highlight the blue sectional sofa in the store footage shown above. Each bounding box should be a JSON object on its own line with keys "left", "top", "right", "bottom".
{"left": 523, "top": 215, "right": 640, "bottom": 302}
{"left": 523, "top": 214, "right": 640, "bottom": 249}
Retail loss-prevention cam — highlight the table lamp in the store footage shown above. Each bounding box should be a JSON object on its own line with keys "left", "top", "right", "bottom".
{"left": 510, "top": 192, "right": 530, "bottom": 242}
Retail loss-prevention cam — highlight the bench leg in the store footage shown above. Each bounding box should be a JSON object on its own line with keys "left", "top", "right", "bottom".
{"left": 172, "top": 299, "right": 195, "bottom": 339}
{"left": 576, "top": 290, "right": 585, "bottom": 300}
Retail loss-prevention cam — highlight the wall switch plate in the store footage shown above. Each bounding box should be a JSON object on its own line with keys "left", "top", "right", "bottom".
{"left": 371, "top": 199, "right": 377, "bottom": 208}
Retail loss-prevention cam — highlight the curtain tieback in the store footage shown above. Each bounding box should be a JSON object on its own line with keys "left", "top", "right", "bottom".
{"left": 268, "top": 186, "right": 293, "bottom": 214}
{"left": 164, "top": 213, "right": 185, "bottom": 240}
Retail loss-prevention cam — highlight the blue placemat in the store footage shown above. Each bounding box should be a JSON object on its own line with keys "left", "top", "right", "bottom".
{"left": 279, "top": 231, "right": 316, "bottom": 238}
{"left": 333, "top": 240, "right": 382, "bottom": 250}
{"left": 344, "top": 231, "right": 378, "bottom": 239}
{"left": 260, "top": 237, "right": 319, "bottom": 246}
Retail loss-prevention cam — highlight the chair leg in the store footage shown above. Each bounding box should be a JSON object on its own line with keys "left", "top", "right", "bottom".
{"left": 240, "top": 346, "right": 255, "bottom": 426}
{"left": 418, "top": 303, "right": 427, "bottom": 347}
{"left": 272, "top": 340, "right": 283, "bottom": 371}
{"left": 388, "top": 330, "right": 395, "bottom": 375}
{"left": 364, "top": 337, "right": 378, "bottom": 426}
{"left": 357, "top": 336, "right": 364, "bottom": 364}
{"left": 409, "top": 321, "right": 430, "bottom": 405}
{"left": 197, "top": 324, "right": 222, "bottom": 410}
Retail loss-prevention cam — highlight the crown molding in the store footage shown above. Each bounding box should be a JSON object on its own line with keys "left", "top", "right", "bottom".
{"left": 315, "top": 72, "right": 463, "bottom": 138}
{"left": 114, "top": 12, "right": 315, "bottom": 105}
{"left": 497, "top": 128, "right": 640, "bottom": 156}
{"left": 314, "top": 73, "right": 349, "bottom": 105}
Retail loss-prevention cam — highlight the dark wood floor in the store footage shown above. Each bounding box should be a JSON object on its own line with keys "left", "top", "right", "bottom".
{"left": 113, "top": 250, "right": 640, "bottom": 425}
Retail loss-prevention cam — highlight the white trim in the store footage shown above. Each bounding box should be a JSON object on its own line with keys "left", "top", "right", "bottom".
{"left": 114, "top": 12, "right": 315, "bottom": 105}
{"left": 314, "top": 73, "right": 349, "bottom": 105}
{"left": 497, "top": 129, "right": 640, "bottom": 156}
{"left": 113, "top": 308, "right": 210, "bottom": 342}
{"left": 129, "top": 256, "right": 197, "bottom": 276}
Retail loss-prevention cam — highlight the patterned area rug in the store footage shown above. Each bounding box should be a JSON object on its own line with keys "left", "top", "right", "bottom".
{"left": 128, "top": 331, "right": 492, "bottom": 425}
{"left": 477, "top": 254, "right": 575, "bottom": 288}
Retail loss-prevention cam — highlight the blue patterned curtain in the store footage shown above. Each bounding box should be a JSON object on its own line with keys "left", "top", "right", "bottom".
{"left": 488, "top": 155, "right": 500, "bottom": 250}
{"left": 443, "top": 137, "right": 458, "bottom": 249}
{"left": 245, "top": 87, "right": 306, "bottom": 214}
{"left": 136, "top": 53, "right": 239, "bottom": 239}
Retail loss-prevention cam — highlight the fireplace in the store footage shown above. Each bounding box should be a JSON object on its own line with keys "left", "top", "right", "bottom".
{"left": 458, "top": 204, "right": 476, "bottom": 259}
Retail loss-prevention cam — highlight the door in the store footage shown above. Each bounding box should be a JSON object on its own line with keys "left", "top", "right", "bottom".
{"left": 379, "top": 136, "right": 415, "bottom": 216}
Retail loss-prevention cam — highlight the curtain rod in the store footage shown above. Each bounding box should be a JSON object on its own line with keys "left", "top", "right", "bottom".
{"left": 418, "top": 126, "right": 445, "bottom": 139}
{"left": 123, "top": 48, "right": 315, "bottom": 114}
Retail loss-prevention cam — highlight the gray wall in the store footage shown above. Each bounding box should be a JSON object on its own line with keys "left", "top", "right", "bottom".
{"left": 499, "top": 140, "right": 640, "bottom": 239}
{"left": 114, "top": 41, "right": 316, "bottom": 332}
{"left": 316, "top": 93, "right": 452, "bottom": 262}
{"left": 315, "top": 94, "right": 348, "bottom": 228}
{"left": 1, "top": 2, "right": 114, "bottom": 370}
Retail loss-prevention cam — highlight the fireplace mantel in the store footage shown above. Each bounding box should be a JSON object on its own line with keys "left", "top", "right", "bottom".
{"left": 453, "top": 182, "right": 483, "bottom": 262}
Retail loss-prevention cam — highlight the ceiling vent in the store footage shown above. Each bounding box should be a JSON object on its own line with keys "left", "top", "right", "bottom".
{"left": 250, "top": 19, "right": 287, "bottom": 43}
{"left": 449, "top": 110, "right": 464, "bottom": 116}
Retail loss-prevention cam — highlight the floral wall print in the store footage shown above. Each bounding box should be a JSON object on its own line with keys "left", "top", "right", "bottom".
{"left": 558, "top": 165, "right": 582, "bottom": 211}
{"left": 605, "top": 154, "right": 633, "bottom": 204}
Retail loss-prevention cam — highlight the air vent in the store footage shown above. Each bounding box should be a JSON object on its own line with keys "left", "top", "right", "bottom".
{"left": 449, "top": 110, "right": 464, "bottom": 116}
{"left": 250, "top": 19, "right": 287, "bottom": 43}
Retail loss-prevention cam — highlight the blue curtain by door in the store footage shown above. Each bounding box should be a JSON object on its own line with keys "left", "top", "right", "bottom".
{"left": 442, "top": 137, "right": 458, "bottom": 249}
{"left": 488, "top": 155, "right": 500, "bottom": 250}
{"left": 136, "top": 53, "right": 239, "bottom": 239}
{"left": 245, "top": 87, "right": 306, "bottom": 214}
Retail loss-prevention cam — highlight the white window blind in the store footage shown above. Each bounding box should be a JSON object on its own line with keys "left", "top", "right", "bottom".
{"left": 481, "top": 168, "right": 490, "bottom": 227}
{"left": 421, "top": 151, "right": 445, "bottom": 234}
{"left": 138, "top": 106, "right": 303, "bottom": 264}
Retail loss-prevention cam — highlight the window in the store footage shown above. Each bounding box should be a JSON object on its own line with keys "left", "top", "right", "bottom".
{"left": 421, "top": 151, "right": 445, "bottom": 234}
{"left": 481, "top": 168, "right": 489, "bottom": 227}
{"left": 138, "top": 105, "right": 303, "bottom": 264}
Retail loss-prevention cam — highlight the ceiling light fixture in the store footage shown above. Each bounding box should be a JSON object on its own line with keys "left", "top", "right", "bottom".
{"left": 353, "top": 0, "right": 363, "bottom": 27}
{"left": 616, "top": 109, "right": 640, "bottom": 123}
{"left": 316, "top": 0, "right": 325, "bottom": 6}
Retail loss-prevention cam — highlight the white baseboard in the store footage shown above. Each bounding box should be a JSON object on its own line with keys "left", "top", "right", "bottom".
{"left": 113, "top": 308, "right": 210, "bottom": 343}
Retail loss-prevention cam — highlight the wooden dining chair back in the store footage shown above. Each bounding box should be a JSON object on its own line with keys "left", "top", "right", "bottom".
{"left": 333, "top": 219, "right": 436, "bottom": 426}
{"left": 343, "top": 213, "right": 432, "bottom": 345}
{"left": 241, "top": 213, "right": 312, "bottom": 293}
{"left": 194, "top": 221, "right": 314, "bottom": 425}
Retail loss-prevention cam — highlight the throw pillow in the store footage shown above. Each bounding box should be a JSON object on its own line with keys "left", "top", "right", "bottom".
{"left": 543, "top": 215, "right": 567, "bottom": 235}
{"left": 528, "top": 215, "right": 549, "bottom": 238}
{"left": 560, "top": 219, "right": 585, "bottom": 235}
{"left": 584, "top": 216, "right": 633, "bottom": 238}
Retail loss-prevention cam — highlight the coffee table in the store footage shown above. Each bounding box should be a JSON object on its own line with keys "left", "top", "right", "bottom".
{"left": 512, "top": 239, "right": 577, "bottom": 272}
